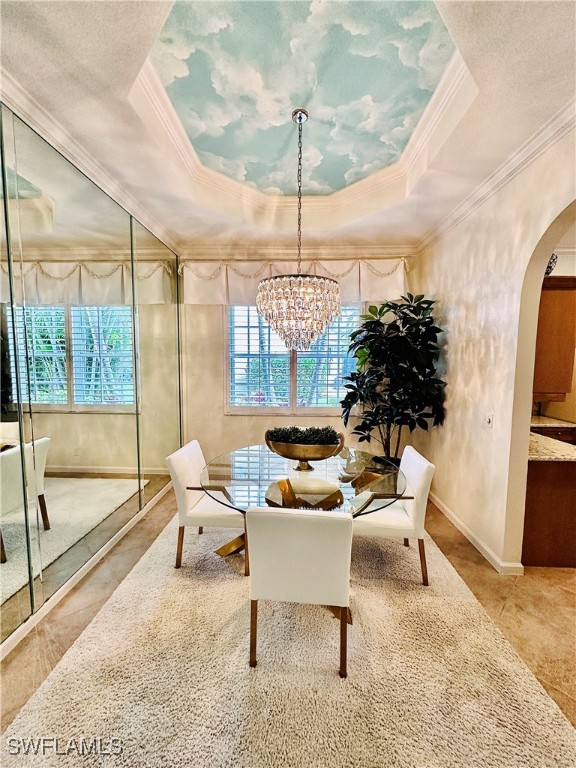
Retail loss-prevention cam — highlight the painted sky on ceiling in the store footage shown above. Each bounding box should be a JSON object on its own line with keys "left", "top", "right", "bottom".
{"left": 150, "top": 1, "right": 455, "bottom": 195}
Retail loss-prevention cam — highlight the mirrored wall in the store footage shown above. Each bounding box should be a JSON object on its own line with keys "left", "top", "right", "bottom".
{"left": 0, "top": 104, "right": 181, "bottom": 641}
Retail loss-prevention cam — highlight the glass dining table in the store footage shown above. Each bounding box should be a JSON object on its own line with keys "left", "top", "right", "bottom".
{"left": 198, "top": 443, "right": 409, "bottom": 559}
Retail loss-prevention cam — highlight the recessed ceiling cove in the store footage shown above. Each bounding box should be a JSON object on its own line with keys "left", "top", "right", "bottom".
{"left": 149, "top": 0, "right": 455, "bottom": 196}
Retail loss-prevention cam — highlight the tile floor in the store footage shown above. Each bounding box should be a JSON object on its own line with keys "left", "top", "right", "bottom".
{"left": 426, "top": 505, "right": 576, "bottom": 726}
{"left": 1, "top": 496, "right": 574, "bottom": 732}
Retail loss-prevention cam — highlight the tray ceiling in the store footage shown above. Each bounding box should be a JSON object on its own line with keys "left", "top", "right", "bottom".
{"left": 149, "top": 1, "right": 455, "bottom": 195}
{"left": 0, "top": 1, "right": 574, "bottom": 254}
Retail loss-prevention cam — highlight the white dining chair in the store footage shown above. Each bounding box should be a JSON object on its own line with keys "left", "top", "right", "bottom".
{"left": 353, "top": 446, "right": 435, "bottom": 586}
{"left": 166, "top": 440, "right": 245, "bottom": 569}
{"left": 0, "top": 422, "right": 20, "bottom": 442}
{"left": 246, "top": 506, "right": 353, "bottom": 678}
{"left": 31, "top": 437, "right": 51, "bottom": 530}
{"left": 0, "top": 443, "right": 36, "bottom": 563}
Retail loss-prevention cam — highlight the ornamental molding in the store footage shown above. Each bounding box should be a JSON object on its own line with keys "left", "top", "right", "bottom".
{"left": 2, "top": 58, "right": 572, "bottom": 259}
{"left": 131, "top": 50, "right": 476, "bottom": 230}
{"left": 0, "top": 66, "right": 179, "bottom": 254}
{"left": 419, "top": 96, "right": 576, "bottom": 255}
{"left": 176, "top": 244, "right": 418, "bottom": 260}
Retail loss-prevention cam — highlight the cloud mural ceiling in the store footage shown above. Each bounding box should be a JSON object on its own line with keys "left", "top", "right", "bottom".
{"left": 150, "top": 1, "right": 455, "bottom": 196}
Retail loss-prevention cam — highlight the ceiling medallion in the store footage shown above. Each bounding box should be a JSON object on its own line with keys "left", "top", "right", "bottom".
{"left": 256, "top": 109, "right": 341, "bottom": 351}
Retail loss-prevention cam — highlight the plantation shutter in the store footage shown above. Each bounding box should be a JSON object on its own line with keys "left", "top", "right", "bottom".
{"left": 70, "top": 306, "right": 135, "bottom": 405}
{"left": 228, "top": 306, "right": 290, "bottom": 407}
{"left": 295, "top": 306, "right": 359, "bottom": 407}
{"left": 228, "top": 305, "right": 360, "bottom": 410}
{"left": 7, "top": 306, "right": 67, "bottom": 404}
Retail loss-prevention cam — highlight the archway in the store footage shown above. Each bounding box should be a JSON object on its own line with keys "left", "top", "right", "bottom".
{"left": 504, "top": 200, "right": 576, "bottom": 566}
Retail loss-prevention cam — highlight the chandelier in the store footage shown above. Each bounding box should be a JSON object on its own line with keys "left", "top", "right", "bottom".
{"left": 256, "top": 109, "right": 340, "bottom": 351}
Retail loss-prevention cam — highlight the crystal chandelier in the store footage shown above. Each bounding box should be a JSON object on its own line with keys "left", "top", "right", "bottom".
{"left": 256, "top": 109, "right": 340, "bottom": 351}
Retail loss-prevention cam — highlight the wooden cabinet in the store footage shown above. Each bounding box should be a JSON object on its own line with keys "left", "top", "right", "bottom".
{"left": 530, "top": 426, "right": 576, "bottom": 445}
{"left": 522, "top": 460, "right": 576, "bottom": 566}
{"left": 533, "top": 277, "right": 576, "bottom": 402}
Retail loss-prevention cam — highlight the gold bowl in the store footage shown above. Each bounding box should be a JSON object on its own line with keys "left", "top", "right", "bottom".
{"left": 265, "top": 433, "right": 345, "bottom": 471}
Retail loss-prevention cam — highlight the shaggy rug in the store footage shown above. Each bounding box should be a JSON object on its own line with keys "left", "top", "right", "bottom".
{"left": 1, "top": 478, "right": 145, "bottom": 603}
{"left": 1, "top": 518, "right": 574, "bottom": 768}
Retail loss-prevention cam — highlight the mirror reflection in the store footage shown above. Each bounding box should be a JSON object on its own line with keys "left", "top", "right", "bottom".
{"left": 0, "top": 105, "right": 181, "bottom": 640}
{"left": 132, "top": 220, "right": 180, "bottom": 507}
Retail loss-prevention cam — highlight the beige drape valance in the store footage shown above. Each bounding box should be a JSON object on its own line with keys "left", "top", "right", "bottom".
{"left": 0, "top": 262, "right": 174, "bottom": 305}
{"left": 180, "top": 258, "right": 408, "bottom": 304}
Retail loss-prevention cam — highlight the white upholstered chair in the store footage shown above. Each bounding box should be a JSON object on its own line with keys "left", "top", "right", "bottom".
{"left": 0, "top": 443, "right": 36, "bottom": 563}
{"left": 353, "top": 446, "right": 435, "bottom": 586}
{"left": 166, "top": 440, "right": 245, "bottom": 569}
{"left": 0, "top": 422, "right": 19, "bottom": 442}
{"left": 246, "top": 506, "right": 353, "bottom": 678}
{"left": 31, "top": 437, "right": 51, "bottom": 530}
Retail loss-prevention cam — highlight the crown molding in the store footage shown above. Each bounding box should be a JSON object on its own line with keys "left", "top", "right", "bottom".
{"left": 419, "top": 96, "right": 576, "bottom": 255}
{"left": 132, "top": 61, "right": 405, "bottom": 228}
{"left": 132, "top": 58, "right": 407, "bottom": 228}
{"left": 0, "top": 66, "right": 179, "bottom": 254}
{"left": 133, "top": 52, "right": 476, "bottom": 230}
{"left": 176, "top": 243, "right": 418, "bottom": 260}
{"left": 137, "top": 51, "right": 478, "bottom": 219}
{"left": 400, "top": 51, "right": 476, "bottom": 179}
{"left": 130, "top": 60, "right": 270, "bottom": 210}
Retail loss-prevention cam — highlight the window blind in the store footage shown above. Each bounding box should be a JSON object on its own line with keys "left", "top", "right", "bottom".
{"left": 296, "top": 306, "right": 359, "bottom": 407}
{"left": 228, "top": 305, "right": 359, "bottom": 410}
{"left": 7, "top": 305, "right": 135, "bottom": 407}
{"left": 70, "top": 306, "right": 134, "bottom": 405}
{"left": 7, "top": 306, "right": 67, "bottom": 404}
{"left": 229, "top": 306, "right": 290, "bottom": 407}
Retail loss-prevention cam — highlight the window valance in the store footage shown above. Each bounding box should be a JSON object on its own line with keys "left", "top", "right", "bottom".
{"left": 0, "top": 261, "right": 174, "bottom": 305}
{"left": 180, "top": 258, "right": 408, "bottom": 305}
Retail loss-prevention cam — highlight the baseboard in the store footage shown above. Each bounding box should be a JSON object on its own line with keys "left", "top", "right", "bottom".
{"left": 429, "top": 492, "right": 524, "bottom": 575}
{"left": 0, "top": 482, "right": 174, "bottom": 661}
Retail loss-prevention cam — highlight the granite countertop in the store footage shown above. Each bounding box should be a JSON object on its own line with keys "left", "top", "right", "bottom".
{"left": 530, "top": 415, "right": 576, "bottom": 428}
{"left": 529, "top": 432, "right": 576, "bottom": 461}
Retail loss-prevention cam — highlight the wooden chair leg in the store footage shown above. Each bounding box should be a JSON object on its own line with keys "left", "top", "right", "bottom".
{"left": 175, "top": 526, "right": 185, "bottom": 569}
{"left": 339, "top": 606, "right": 348, "bottom": 679}
{"left": 198, "top": 526, "right": 203, "bottom": 535}
{"left": 38, "top": 494, "right": 50, "bottom": 531}
{"left": 403, "top": 538, "right": 409, "bottom": 547}
{"left": 249, "top": 600, "right": 258, "bottom": 667}
{"left": 244, "top": 521, "right": 250, "bottom": 577}
{"left": 0, "top": 532, "right": 6, "bottom": 564}
{"left": 418, "top": 538, "right": 429, "bottom": 586}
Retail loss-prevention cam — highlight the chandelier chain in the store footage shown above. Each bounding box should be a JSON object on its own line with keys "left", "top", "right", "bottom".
{"left": 255, "top": 107, "right": 341, "bottom": 351}
{"left": 297, "top": 118, "right": 303, "bottom": 275}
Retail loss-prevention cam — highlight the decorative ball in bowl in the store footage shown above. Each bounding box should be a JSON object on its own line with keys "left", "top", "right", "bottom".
{"left": 265, "top": 426, "right": 345, "bottom": 471}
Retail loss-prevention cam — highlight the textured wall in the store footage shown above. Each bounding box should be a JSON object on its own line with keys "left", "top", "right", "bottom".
{"left": 409, "top": 128, "right": 576, "bottom": 569}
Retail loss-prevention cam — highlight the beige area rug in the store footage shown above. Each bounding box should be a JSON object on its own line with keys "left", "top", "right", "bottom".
{"left": 2, "top": 519, "right": 574, "bottom": 768}
{"left": 1, "top": 478, "right": 145, "bottom": 603}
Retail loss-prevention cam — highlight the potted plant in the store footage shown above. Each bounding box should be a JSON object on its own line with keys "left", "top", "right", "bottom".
{"left": 340, "top": 294, "right": 446, "bottom": 462}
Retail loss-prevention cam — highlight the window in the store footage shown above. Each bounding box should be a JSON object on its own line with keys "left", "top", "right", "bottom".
{"left": 7, "top": 305, "right": 135, "bottom": 409}
{"left": 228, "top": 305, "right": 359, "bottom": 412}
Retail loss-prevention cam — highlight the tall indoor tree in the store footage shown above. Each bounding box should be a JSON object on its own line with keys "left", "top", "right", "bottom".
{"left": 341, "top": 294, "right": 446, "bottom": 460}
